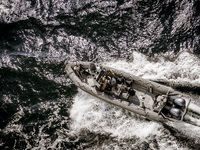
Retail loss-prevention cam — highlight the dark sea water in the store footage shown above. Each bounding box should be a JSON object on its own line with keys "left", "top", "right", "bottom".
{"left": 0, "top": 0, "right": 200, "bottom": 149}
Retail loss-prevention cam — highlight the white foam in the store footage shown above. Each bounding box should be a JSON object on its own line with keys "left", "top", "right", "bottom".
{"left": 70, "top": 90, "right": 192, "bottom": 149}
{"left": 70, "top": 89, "right": 161, "bottom": 139}
{"left": 104, "top": 51, "right": 200, "bottom": 87}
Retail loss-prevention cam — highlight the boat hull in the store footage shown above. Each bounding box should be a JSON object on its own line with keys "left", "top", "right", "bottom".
{"left": 65, "top": 62, "right": 200, "bottom": 127}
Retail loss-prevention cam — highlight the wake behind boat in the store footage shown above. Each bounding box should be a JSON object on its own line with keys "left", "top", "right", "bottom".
{"left": 65, "top": 62, "right": 200, "bottom": 127}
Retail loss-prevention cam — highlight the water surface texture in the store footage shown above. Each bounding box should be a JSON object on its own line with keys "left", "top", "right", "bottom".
{"left": 1, "top": 0, "right": 200, "bottom": 149}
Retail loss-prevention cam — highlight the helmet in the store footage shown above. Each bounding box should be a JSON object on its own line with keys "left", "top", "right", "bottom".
{"left": 110, "top": 77, "right": 117, "bottom": 87}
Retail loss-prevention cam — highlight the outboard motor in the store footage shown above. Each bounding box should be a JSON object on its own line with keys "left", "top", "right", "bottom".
{"left": 173, "top": 98, "right": 186, "bottom": 107}
{"left": 170, "top": 108, "right": 182, "bottom": 118}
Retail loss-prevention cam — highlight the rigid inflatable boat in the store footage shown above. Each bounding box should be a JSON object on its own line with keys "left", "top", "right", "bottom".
{"left": 65, "top": 62, "right": 200, "bottom": 127}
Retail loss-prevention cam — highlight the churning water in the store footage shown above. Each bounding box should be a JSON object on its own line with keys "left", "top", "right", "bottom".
{"left": 0, "top": 0, "right": 200, "bottom": 149}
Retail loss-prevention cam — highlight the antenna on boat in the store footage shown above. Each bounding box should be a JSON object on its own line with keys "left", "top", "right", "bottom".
{"left": 166, "top": 88, "right": 171, "bottom": 97}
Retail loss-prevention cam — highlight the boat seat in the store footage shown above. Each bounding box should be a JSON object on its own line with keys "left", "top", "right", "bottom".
{"left": 112, "top": 84, "right": 123, "bottom": 96}
{"left": 122, "top": 92, "right": 130, "bottom": 99}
